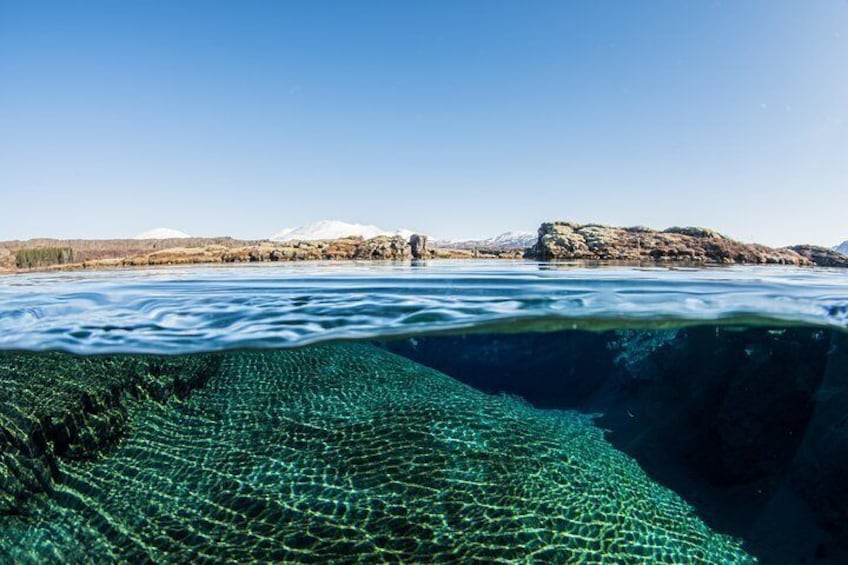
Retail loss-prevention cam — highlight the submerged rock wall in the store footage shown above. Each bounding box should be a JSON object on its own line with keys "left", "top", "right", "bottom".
{"left": 0, "top": 353, "right": 220, "bottom": 514}
{"left": 789, "top": 332, "right": 848, "bottom": 549}
{"left": 384, "top": 327, "right": 848, "bottom": 563}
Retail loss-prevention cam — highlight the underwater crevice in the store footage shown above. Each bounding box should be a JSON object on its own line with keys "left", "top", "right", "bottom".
{"left": 382, "top": 327, "right": 848, "bottom": 564}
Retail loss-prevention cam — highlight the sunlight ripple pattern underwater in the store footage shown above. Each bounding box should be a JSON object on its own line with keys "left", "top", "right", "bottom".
{"left": 0, "top": 345, "right": 753, "bottom": 563}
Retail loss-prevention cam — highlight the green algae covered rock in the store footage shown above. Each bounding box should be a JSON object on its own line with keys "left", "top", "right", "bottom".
{"left": 0, "top": 352, "right": 221, "bottom": 514}
{"left": 1, "top": 344, "right": 752, "bottom": 563}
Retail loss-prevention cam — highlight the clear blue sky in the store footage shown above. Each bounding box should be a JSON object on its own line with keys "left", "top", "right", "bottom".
{"left": 1, "top": 1, "right": 846, "bottom": 245}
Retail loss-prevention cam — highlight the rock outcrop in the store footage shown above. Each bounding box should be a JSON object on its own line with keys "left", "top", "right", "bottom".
{"left": 409, "top": 234, "right": 428, "bottom": 259}
{"left": 527, "top": 222, "right": 813, "bottom": 265}
{"left": 221, "top": 236, "right": 410, "bottom": 263}
{"left": 788, "top": 245, "right": 848, "bottom": 268}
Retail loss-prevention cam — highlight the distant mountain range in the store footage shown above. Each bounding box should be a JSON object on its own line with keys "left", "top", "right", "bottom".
{"left": 134, "top": 228, "right": 191, "bottom": 239}
{"left": 269, "top": 220, "right": 415, "bottom": 242}
{"left": 131, "top": 221, "right": 538, "bottom": 248}
{"left": 836, "top": 240, "right": 848, "bottom": 255}
{"left": 434, "top": 231, "right": 537, "bottom": 249}
{"left": 267, "top": 220, "right": 536, "bottom": 248}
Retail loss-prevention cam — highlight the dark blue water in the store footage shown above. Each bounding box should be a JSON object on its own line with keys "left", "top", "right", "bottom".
{"left": 1, "top": 262, "right": 847, "bottom": 563}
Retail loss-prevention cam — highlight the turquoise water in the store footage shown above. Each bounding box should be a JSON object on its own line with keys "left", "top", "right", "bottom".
{"left": 2, "top": 262, "right": 847, "bottom": 563}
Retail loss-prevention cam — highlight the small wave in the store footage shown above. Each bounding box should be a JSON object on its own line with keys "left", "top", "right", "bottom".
{"left": 1, "top": 261, "right": 846, "bottom": 355}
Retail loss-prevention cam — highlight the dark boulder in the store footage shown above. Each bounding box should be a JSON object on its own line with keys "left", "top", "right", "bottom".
{"left": 409, "top": 234, "right": 428, "bottom": 259}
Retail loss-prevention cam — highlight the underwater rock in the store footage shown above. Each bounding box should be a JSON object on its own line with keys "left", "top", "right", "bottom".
{"left": 0, "top": 345, "right": 752, "bottom": 563}
{"left": 382, "top": 331, "right": 615, "bottom": 407}
{"left": 789, "top": 331, "right": 848, "bottom": 548}
{"left": 389, "top": 327, "right": 829, "bottom": 485}
{"left": 617, "top": 327, "right": 828, "bottom": 485}
{"left": 385, "top": 327, "right": 848, "bottom": 562}
{"left": 0, "top": 353, "right": 220, "bottom": 514}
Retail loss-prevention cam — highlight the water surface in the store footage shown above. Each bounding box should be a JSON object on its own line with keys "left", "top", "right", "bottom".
{"left": 2, "top": 261, "right": 846, "bottom": 354}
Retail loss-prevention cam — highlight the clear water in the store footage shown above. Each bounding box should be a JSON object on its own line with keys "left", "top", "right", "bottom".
{"left": 2, "top": 262, "right": 847, "bottom": 354}
{"left": 1, "top": 262, "right": 847, "bottom": 563}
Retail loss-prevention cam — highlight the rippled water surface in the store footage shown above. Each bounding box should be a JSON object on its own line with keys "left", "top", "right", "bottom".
{"left": 1, "top": 262, "right": 847, "bottom": 563}
{"left": 1, "top": 261, "right": 847, "bottom": 354}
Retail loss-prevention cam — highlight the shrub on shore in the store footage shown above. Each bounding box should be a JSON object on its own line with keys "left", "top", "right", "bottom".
{"left": 14, "top": 247, "right": 74, "bottom": 269}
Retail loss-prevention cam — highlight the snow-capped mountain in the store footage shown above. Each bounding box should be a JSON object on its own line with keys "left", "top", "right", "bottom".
{"left": 836, "top": 240, "right": 848, "bottom": 255}
{"left": 483, "top": 231, "right": 538, "bottom": 248}
{"left": 269, "top": 220, "right": 415, "bottom": 242}
{"left": 436, "top": 231, "right": 537, "bottom": 249}
{"left": 134, "top": 227, "right": 191, "bottom": 239}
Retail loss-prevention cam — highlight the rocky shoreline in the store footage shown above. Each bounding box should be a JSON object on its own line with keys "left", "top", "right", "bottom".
{"left": 1, "top": 221, "right": 846, "bottom": 273}
{"left": 0, "top": 235, "right": 523, "bottom": 273}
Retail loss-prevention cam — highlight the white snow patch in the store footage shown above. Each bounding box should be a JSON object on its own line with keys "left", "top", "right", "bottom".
{"left": 270, "top": 220, "right": 416, "bottom": 241}
{"left": 134, "top": 228, "right": 191, "bottom": 240}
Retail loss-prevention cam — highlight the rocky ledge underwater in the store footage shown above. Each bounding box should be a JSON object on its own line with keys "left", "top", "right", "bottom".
{"left": 2, "top": 326, "right": 847, "bottom": 563}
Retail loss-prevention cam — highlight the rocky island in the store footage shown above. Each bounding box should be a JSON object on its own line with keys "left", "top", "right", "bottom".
{"left": 1, "top": 221, "right": 846, "bottom": 273}
{"left": 526, "top": 222, "right": 848, "bottom": 267}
